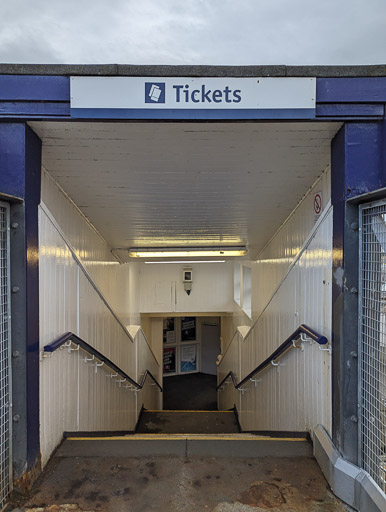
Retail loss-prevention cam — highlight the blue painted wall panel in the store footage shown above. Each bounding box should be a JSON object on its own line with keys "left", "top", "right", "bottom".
{"left": 0, "top": 75, "right": 70, "bottom": 101}
{"left": 331, "top": 119, "right": 386, "bottom": 464}
{"left": 0, "top": 123, "right": 27, "bottom": 199}
{"left": 0, "top": 122, "right": 41, "bottom": 471}
{"left": 316, "top": 103, "right": 384, "bottom": 117}
{"left": 24, "top": 125, "right": 41, "bottom": 468}
{"left": 0, "top": 102, "right": 71, "bottom": 117}
{"left": 345, "top": 122, "right": 386, "bottom": 198}
{"left": 317, "top": 77, "right": 386, "bottom": 103}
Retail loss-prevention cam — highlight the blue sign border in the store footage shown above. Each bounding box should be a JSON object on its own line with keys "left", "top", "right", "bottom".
{"left": 70, "top": 107, "right": 316, "bottom": 120}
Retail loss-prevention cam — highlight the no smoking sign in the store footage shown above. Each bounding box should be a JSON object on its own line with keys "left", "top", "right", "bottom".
{"left": 313, "top": 192, "right": 322, "bottom": 216}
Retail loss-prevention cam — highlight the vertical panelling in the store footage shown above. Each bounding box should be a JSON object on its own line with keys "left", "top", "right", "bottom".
{"left": 218, "top": 333, "right": 241, "bottom": 412}
{"left": 39, "top": 176, "right": 159, "bottom": 466}
{"left": 39, "top": 209, "right": 80, "bottom": 464}
{"left": 41, "top": 168, "right": 140, "bottom": 325}
{"left": 219, "top": 166, "right": 332, "bottom": 436}
{"left": 140, "top": 262, "right": 234, "bottom": 313}
{"left": 252, "top": 166, "right": 331, "bottom": 318}
{"left": 136, "top": 330, "right": 162, "bottom": 412}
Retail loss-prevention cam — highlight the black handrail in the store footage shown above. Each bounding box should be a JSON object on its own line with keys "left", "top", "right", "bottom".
{"left": 216, "top": 324, "right": 327, "bottom": 391}
{"left": 44, "top": 332, "right": 163, "bottom": 392}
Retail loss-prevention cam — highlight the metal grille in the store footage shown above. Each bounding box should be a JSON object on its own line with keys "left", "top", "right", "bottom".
{"left": 359, "top": 201, "right": 386, "bottom": 491}
{"left": 0, "top": 202, "right": 11, "bottom": 509}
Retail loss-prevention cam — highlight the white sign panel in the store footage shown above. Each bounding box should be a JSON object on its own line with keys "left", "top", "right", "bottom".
{"left": 70, "top": 77, "right": 316, "bottom": 119}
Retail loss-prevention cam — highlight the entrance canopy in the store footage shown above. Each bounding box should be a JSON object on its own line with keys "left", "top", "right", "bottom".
{"left": 30, "top": 120, "right": 339, "bottom": 261}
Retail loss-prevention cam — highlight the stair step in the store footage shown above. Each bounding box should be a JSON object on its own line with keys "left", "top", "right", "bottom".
{"left": 136, "top": 409, "right": 240, "bottom": 434}
{"left": 56, "top": 434, "right": 312, "bottom": 458}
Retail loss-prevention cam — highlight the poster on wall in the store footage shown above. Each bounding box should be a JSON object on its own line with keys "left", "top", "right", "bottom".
{"left": 181, "top": 317, "right": 196, "bottom": 341}
{"left": 163, "top": 317, "right": 175, "bottom": 344}
{"left": 180, "top": 344, "right": 197, "bottom": 373}
{"left": 163, "top": 347, "right": 176, "bottom": 374}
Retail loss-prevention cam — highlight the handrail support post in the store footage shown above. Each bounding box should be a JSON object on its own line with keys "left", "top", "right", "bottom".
{"left": 40, "top": 350, "right": 53, "bottom": 361}
{"left": 300, "top": 333, "right": 313, "bottom": 344}
{"left": 292, "top": 339, "right": 304, "bottom": 351}
{"left": 95, "top": 361, "right": 104, "bottom": 373}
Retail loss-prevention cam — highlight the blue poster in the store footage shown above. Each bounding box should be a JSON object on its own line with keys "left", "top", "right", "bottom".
{"left": 180, "top": 345, "right": 197, "bottom": 373}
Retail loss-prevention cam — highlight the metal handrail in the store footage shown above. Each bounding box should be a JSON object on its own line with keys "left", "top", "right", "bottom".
{"left": 43, "top": 332, "right": 163, "bottom": 392}
{"left": 219, "top": 203, "right": 333, "bottom": 368}
{"left": 40, "top": 203, "right": 160, "bottom": 368}
{"left": 216, "top": 324, "right": 328, "bottom": 391}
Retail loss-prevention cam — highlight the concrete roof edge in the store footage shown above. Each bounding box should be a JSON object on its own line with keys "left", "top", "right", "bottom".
{"left": 0, "top": 63, "right": 386, "bottom": 77}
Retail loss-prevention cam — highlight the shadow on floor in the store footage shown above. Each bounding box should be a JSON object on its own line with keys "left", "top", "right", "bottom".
{"left": 163, "top": 372, "right": 217, "bottom": 410}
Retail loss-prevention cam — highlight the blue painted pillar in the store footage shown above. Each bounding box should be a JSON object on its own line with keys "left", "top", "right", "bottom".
{"left": 0, "top": 123, "right": 41, "bottom": 482}
{"left": 331, "top": 119, "right": 386, "bottom": 464}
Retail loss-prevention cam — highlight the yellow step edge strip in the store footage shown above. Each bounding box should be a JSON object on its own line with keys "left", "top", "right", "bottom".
{"left": 67, "top": 435, "right": 307, "bottom": 442}
{"left": 145, "top": 410, "right": 235, "bottom": 413}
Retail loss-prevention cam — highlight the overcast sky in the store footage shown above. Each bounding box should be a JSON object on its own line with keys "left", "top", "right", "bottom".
{"left": 1, "top": 0, "right": 386, "bottom": 65}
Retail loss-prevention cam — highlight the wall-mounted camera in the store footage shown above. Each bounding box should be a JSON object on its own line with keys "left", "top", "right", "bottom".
{"left": 183, "top": 266, "right": 193, "bottom": 295}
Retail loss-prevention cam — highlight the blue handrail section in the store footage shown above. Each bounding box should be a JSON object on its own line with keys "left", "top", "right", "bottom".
{"left": 44, "top": 332, "right": 163, "bottom": 392}
{"left": 216, "top": 324, "right": 328, "bottom": 391}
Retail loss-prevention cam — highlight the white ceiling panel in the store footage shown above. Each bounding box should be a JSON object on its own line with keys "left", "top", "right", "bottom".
{"left": 30, "top": 121, "right": 340, "bottom": 260}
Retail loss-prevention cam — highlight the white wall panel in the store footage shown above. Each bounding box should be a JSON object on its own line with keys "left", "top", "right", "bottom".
{"left": 41, "top": 168, "right": 140, "bottom": 325}
{"left": 39, "top": 189, "right": 160, "bottom": 467}
{"left": 218, "top": 332, "right": 241, "bottom": 412}
{"left": 136, "top": 330, "right": 163, "bottom": 411}
{"left": 140, "top": 262, "right": 233, "bottom": 313}
{"left": 219, "top": 166, "right": 332, "bottom": 436}
{"left": 251, "top": 166, "right": 331, "bottom": 318}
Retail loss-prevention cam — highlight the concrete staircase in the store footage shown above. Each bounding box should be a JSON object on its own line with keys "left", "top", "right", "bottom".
{"left": 13, "top": 411, "right": 349, "bottom": 511}
{"left": 136, "top": 409, "right": 240, "bottom": 434}
{"left": 15, "top": 426, "right": 348, "bottom": 512}
{"left": 57, "top": 432, "right": 313, "bottom": 458}
{"left": 56, "top": 410, "right": 313, "bottom": 458}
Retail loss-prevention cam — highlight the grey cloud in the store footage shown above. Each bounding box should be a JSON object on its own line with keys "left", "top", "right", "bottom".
{"left": 0, "top": 0, "right": 385, "bottom": 64}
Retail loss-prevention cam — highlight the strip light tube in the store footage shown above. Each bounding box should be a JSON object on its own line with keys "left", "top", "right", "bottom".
{"left": 128, "top": 247, "right": 247, "bottom": 258}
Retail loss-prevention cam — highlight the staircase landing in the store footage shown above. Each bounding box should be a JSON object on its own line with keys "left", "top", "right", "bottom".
{"left": 136, "top": 409, "right": 240, "bottom": 434}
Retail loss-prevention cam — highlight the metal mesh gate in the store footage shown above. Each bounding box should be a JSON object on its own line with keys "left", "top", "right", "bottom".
{"left": 359, "top": 201, "right": 386, "bottom": 491}
{"left": 0, "top": 202, "right": 11, "bottom": 509}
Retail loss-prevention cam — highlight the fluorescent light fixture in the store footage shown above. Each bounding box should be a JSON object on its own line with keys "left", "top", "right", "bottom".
{"left": 144, "top": 260, "right": 226, "bottom": 264}
{"left": 128, "top": 246, "right": 247, "bottom": 258}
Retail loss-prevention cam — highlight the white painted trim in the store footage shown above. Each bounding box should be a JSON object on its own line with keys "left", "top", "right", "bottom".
{"left": 237, "top": 326, "right": 252, "bottom": 340}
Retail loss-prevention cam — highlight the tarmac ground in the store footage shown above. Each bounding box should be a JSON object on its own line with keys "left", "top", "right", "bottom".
{"left": 12, "top": 453, "right": 351, "bottom": 512}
